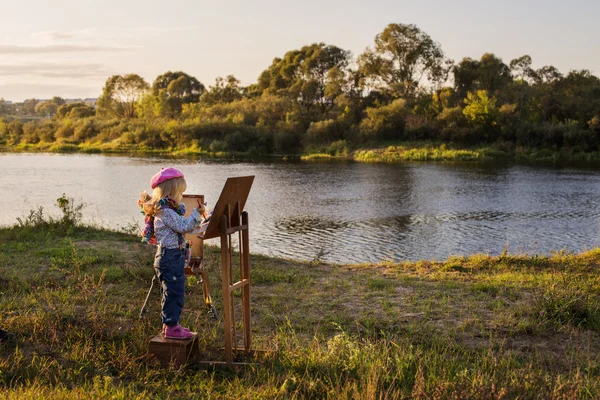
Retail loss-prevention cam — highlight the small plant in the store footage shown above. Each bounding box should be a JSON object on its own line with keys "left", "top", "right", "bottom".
{"left": 16, "top": 206, "right": 47, "bottom": 227}
{"left": 55, "top": 193, "right": 85, "bottom": 226}
{"left": 310, "top": 247, "right": 329, "bottom": 266}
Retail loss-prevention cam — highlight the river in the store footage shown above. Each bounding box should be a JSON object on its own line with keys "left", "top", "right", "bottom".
{"left": 2, "top": 153, "right": 600, "bottom": 263}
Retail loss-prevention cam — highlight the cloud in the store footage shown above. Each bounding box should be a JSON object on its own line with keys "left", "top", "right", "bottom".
{"left": 0, "top": 44, "right": 130, "bottom": 54}
{"left": 126, "top": 26, "right": 200, "bottom": 33}
{"left": 31, "top": 31, "right": 74, "bottom": 41}
{"left": 0, "top": 82, "right": 101, "bottom": 102}
{"left": 0, "top": 62, "right": 109, "bottom": 79}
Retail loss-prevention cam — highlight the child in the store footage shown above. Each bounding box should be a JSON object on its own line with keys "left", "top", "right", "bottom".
{"left": 139, "top": 167, "right": 205, "bottom": 340}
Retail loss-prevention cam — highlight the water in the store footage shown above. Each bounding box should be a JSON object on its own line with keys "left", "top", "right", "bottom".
{"left": 2, "top": 153, "right": 600, "bottom": 263}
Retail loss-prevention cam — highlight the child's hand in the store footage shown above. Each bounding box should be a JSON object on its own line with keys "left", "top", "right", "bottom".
{"left": 196, "top": 200, "right": 206, "bottom": 215}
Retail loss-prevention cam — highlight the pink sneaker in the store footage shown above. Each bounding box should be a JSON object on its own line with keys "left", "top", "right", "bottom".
{"left": 162, "top": 324, "right": 190, "bottom": 336}
{"left": 164, "top": 324, "right": 193, "bottom": 340}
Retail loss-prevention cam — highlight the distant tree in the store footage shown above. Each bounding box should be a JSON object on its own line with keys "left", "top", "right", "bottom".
{"left": 556, "top": 70, "right": 600, "bottom": 122}
{"left": 463, "top": 90, "right": 499, "bottom": 128}
{"left": 200, "top": 75, "right": 244, "bottom": 106}
{"left": 22, "top": 99, "right": 39, "bottom": 116}
{"left": 35, "top": 101, "right": 58, "bottom": 117}
{"left": 257, "top": 43, "right": 352, "bottom": 111}
{"left": 507, "top": 55, "right": 536, "bottom": 118}
{"left": 57, "top": 103, "right": 95, "bottom": 119}
{"left": 97, "top": 74, "right": 149, "bottom": 118}
{"left": 453, "top": 53, "right": 511, "bottom": 99}
{"left": 476, "top": 53, "right": 512, "bottom": 93}
{"left": 534, "top": 65, "right": 563, "bottom": 84}
{"left": 510, "top": 55, "right": 535, "bottom": 83}
{"left": 152, "top": 71, "right": 205, "bottom": 117}
{"left": 0, "top": 98, "right": 10, "bottom": 115}
{"left": 52, "top": 96, "right": 66, "bottom": 106}
{"left": 358, "top": 23, "right": 451, "bottom": 98}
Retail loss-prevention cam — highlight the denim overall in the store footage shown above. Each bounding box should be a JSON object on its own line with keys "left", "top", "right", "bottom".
{"left": 154, "top": 234, "right": 186, "bottom": 327}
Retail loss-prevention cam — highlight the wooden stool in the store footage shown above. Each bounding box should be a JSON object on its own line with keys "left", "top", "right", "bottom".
{"left": 148, "top": 333, "right": 199, "bottom": 367}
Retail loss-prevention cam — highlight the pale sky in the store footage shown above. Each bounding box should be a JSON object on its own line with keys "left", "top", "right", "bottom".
{"left": 1, "top": 0, "right": 598, "bottom": 101}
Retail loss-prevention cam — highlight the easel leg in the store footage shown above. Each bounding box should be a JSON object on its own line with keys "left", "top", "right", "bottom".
{"left": 220, "top": 215, "right": 233, "bottom": 364}
{"left": 242, "top": 212, "right": 251, "bottom": 352}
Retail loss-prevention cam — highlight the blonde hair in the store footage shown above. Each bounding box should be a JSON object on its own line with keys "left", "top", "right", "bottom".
{"left": 139, "top": 176, "right": 187, "bottom": 216}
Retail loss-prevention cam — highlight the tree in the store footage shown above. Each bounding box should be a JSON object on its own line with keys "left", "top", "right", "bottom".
{"left": 35, "top": 101, "right": 58, "bottom": 117}
{"left": 57, "top": 103, "right": 95, "bottom": 119}
{"left": 22, "top": 99, "right": 39, "bottom": 116}
{"left": 256, "top": 43, "right": 352, "bottom": 111}
{"left": 200, "top": 75, "right": 244, "bottom": 106}
{"left": 510, "top": 55, "right": 535, "bottom": 83}
{"left": 0, "top": 98, "right": 11, "bottom": 115}
{"left": 534, "top": 65, "right": 563, "bottom": 84}
{"left": 453, "top": 53, "right": 511, "bottom": 99}
{"left": 463, "top": 90, "right": 498, "bottom": 128}
{"left": 358, "top": 23, "right": 450, "bottom": 98}
{"left": 52, "top": 96, "right": 66, "bottom": 106}
{"left": 476, "top": 53, "right": 512, "bottom": 92}
{"left": 152, "top": 71, "right": 205, "bottom": 117}
{"left": 555, "top": 70, "right": 600, "bottom": 122}
{"left": 97, "top": 74, "right": 149, "bottom": 118}
{"left": 508, "top": 55, "right": 536, "bottom": 118}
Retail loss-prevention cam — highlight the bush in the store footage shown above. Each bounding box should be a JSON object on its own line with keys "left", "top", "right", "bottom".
{"left": 56, "top": 194, "right": 85, "bottom": 226}
{"left": 55, "top": 123, "right": 75, "bottom": 140}
{"left": 359, "top": 99, "right": 406, "bottom": 141}
{"left": 305, "top": 119, "right": 347, "bottom": 147}
{"left": 73, "top": 119, "right": 98, "bottom": 141}
{"left": 21, "top": 121, "right": 40, "bottom": 144}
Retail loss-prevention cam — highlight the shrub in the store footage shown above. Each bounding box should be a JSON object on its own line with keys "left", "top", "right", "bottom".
{"left": 359, "top": 99, "right": 406, "bottom": 141}
{"left": 73, "top": 119, "right": 98, "bottom": 141}
{"left": 56, "top": 194, "right": 85, "bottom": 226}
{"left": 21, "top": 121, "right": 40, "bottom": 144}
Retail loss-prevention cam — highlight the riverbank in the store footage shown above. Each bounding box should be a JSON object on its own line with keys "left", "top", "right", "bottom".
{"left": 1, "top": 221, "right": 599, "bottom": 398}
{"left": 4, "top": 140, "right": 600, "bottom": 163}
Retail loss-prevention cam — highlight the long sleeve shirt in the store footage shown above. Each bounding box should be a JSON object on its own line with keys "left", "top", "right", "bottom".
{"left": 154, "top": 208, "right": 201, "bottom": 249}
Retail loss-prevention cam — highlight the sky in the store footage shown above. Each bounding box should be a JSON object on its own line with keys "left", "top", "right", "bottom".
{"left": 0, "top": 0, "right": 598, "bottom": 101}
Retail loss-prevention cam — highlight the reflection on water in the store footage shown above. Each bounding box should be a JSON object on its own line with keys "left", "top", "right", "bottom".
{"left": 1, "top": 153, "right": 600, "bottom": 263}
{"left": 275, "top": 216, "right": 350, "bottom": 235}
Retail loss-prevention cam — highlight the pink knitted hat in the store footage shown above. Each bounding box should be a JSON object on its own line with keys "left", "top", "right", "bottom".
{"left": 150, "top": 167, "right": 184, "bottom": 189}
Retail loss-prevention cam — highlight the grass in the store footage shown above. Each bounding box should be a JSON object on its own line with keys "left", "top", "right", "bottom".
{"left": 353, "top": 145, "right": 485, "bottom": 162}
{"left": 7, "top": 140, "right": 600, "bottom": 165}
{"left": 1, "top": 214, "right": 599, "bottom": 398}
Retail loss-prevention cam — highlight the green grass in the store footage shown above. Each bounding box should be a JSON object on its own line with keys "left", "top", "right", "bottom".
{"left": 8, "top": 139, "right": 600, "bottom": 165}
{"left": 1, "top": 222, "right": 599, "bottom": 398}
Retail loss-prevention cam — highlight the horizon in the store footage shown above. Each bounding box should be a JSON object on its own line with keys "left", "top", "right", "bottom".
{"left": 1, "top": 0, "right": 599, "bottom": 102}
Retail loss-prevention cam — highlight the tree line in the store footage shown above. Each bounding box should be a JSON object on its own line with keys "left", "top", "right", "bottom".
{"left": 1, "top": 22, "right": 600, "bottom": 155}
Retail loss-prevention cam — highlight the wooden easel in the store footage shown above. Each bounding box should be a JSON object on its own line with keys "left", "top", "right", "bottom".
{"left": 201, "top": 176, "right": 255, "bottom": 366}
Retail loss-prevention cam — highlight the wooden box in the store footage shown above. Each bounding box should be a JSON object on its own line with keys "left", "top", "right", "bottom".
{"left": 148, "top": 333, "right": 199, "bottom": 367}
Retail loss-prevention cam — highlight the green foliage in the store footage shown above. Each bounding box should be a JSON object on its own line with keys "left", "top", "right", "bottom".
{"left": 257, "top": 43, "right": 351, "bottom": 111}
{"left": 359, "top": 23, "right": 451, "bottom": 98}
{"left": 55, "top": 194, "right": 85, "bottom": 226}
{"left": 2, "top": 23, "right": 600, "bottom": 159}
{"left": 97, "top": 74, "right": 149, "bottom": 119}
{"left": 200, "top": 75, "right": 244, "bottom": 106}
{"left": 152, "top": 71, "right": 205, "bottom": 117}
{"left": 463, "top": 90, "right": 499, "bottom": 129}
{"left": 57, "top": 103, "right": 95, "bottom": 119}
{"left": 359, "top": 99, "right": 406, "bottom": 141}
